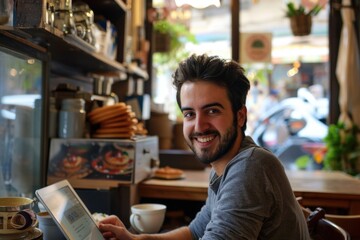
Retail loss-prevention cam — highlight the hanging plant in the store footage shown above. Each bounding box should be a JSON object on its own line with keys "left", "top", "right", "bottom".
{"left": 153, "top": 20, "right": 196, "bottom": 53}
{"left": 153, "top": 20, "right": 172, "bottom": 53}
{"left": 285, "top": 2, "right": 322, "bottom": 36}
{"left": 153, "top": 19, "right": 196, "bottom": 68}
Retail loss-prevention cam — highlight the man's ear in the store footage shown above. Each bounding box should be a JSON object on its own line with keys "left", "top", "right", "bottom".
{"left": 237, "top": 106, "right": 247, "bottom": 127}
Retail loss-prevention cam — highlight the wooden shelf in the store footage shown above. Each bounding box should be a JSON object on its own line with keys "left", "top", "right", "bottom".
{"left": 30, "top": 27, "right": 127, "bottom": 73}
{"left": 1, "top": 26, "right": 127, "bottom": 73}
{"left": 83, "top": 0, "right": 129, "bottom": 22}
{"left": 125, "top": 63, "right": 149, "bottom": 80}
{"left": 8, "top": 0, "right": 149, "bottom": 79}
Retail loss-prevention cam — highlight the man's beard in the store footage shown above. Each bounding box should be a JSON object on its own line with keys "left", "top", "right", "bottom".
{"left": 187, "top": 119, "right": 238, "bottom": 165}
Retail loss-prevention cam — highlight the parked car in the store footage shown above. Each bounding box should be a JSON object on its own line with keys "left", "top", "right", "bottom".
{"left": 251, "top": 96, "right": 328, "bottom": 170}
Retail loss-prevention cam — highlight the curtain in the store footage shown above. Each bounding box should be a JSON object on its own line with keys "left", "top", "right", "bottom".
{"left": 335, "top": 0, "right": 360, "bottom": 128}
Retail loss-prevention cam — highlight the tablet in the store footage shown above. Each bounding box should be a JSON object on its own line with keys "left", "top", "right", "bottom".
{"left": 35, "top": 180, "right": 104, "bottom": 240}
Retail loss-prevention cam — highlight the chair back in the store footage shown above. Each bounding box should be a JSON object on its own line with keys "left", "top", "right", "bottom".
{"left": 306, "top": 207, "right": 350, "bottom": 240}
{"left": 325, "top": 213, "right": 360, "bottom": 240}
{"left": 300, "top": 204, "right": 360, "bottom": 240}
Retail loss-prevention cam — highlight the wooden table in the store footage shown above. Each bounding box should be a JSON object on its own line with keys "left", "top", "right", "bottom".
{"left": 138, "top": 168, "right": 360, "bottom": 215}
{"left": 287, "top": 170, "right": 360, "bottom": 214}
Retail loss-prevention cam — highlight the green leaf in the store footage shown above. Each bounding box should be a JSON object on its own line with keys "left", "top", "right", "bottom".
{"left": 308, "top": 4, "right": 322, "bottom": 16}
{"left": 286, "top": 2, "right": 297, "bottom": 17}
{"left": 285, "top": 2, "right": 322, "bottom": 17}
{"left": 323, "top": 121, "right": 360, "bottom": 174}
{"left": 295, "top": 155, "right": 311, "bottom": 169}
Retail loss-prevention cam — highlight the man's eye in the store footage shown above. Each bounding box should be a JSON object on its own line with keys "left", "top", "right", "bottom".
{"left": 208, "top": 109, "right": 220, "bottom": 114}
{"left": 183, "top": 112, "right": 194, "bottom": 118}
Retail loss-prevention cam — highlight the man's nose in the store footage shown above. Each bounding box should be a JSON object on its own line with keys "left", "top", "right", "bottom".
{"left": 194, "top": 114, "right": 210, "bottom": 132}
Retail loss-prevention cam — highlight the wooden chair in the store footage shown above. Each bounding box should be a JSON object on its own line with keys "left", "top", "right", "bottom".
{"left": 304, "top": 207, "right": 350, "bottom": 240}
{"left": 301, "top": 205, "right": 360, "bottom": 240}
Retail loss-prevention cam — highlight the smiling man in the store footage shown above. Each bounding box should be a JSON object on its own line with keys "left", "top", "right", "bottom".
{"left": 99, "top": 54, "right": 310, "bottom": 240}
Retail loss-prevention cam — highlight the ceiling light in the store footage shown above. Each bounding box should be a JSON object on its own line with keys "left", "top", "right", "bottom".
{"left": 175, "top": 0, "right": 221, "bottom": 9}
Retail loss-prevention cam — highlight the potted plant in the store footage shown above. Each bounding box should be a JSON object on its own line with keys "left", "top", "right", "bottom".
{"left": 285, "top": 2, "right": 322, "bottom": 36}
{"left": 323, "top": 122, "right": 360, "bottom": 176}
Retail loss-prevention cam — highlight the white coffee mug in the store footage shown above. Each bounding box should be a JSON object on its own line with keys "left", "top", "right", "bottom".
{"left": 130, "top": 203, "right": 166, "bottom": 234}
{"left": 37, "top": 211, "right": 66, "bottom": 240}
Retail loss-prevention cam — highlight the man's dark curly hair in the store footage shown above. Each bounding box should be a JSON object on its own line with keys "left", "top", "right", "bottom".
{"left": 172, "top": 54, "right": 250, "bottom": 133}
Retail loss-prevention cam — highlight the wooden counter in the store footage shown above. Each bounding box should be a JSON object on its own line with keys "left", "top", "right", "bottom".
{"left": 138, "top": 169, "right": 360, "bottom": 214}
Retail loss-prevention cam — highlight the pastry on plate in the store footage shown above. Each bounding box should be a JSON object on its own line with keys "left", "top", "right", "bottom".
{"left": 154, "top": 166, "right": 184, "bottom": 179}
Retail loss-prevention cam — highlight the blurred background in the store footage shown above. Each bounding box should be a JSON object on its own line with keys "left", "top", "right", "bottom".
{"left": 151, "top": 0, "right": 329, "bottom": 170}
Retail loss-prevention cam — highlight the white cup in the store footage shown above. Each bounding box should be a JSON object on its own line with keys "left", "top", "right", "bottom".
{"left": 130, "top": 203, "right": 166, "bottom": 234}
{"left": 37, "top": 212, "right": 66, "bottom": 240}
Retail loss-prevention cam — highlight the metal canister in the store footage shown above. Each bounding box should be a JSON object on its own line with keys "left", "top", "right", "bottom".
{"left": 58, "top": 98, "right": 85, "bottom": 138}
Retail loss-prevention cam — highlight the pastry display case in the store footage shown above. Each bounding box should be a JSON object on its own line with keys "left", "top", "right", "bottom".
{"left": 47, "top": 136, "right": 159, "bottom": 189}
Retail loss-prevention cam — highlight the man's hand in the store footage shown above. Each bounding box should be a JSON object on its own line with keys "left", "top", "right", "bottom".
{"left": 99, "top": 215, "right": 135, "bottom": 240}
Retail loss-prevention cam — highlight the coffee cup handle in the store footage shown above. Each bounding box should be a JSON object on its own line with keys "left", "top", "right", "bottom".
{"left": 130, "top": 213, "right": 144, "bottom": 233}
{"left": 10, "top": 209, "right": 37, "bottom": 230}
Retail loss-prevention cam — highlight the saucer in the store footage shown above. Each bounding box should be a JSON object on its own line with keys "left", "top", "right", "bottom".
{"left": 0, "top": 227, "right": 42, "bottom": 240}
{"left": 0, "top": 220, "right": 38, "bottom": 235}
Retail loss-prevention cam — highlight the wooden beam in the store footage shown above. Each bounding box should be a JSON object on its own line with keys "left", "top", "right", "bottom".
{"left": 328, "top": 0, "right": 342, "bottom": 124}
{"left": 231, "top": 0, "right": 240, "bottom": 62}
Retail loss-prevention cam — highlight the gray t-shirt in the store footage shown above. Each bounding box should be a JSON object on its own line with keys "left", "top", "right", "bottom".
{"left": 189, "top": 136, "right": 310, "bottom": 240}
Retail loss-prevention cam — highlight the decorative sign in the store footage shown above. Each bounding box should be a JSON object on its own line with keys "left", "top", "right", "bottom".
{"left": 240, "top": 32, "right": 272, "bottom": 64}
{"left": 301, "top": 0, "right": 327, "bottom": 10}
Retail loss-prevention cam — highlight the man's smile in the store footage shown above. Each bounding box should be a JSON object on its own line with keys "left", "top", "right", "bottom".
{"left": 196, "top": 136, "right": 215, "bottom": 143}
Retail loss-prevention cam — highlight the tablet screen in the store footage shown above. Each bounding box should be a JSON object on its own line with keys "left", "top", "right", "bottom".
{"left": 36, "top": 181, "right": 104, "bottom": 240}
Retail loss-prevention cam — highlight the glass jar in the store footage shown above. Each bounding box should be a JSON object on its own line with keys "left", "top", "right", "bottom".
{"left": 0, "top": 0, "right": 12, "bottom": 25}
{"left": 72, "top": 1, "right": 94, "bottom": 44}
{"left": 53, "top": 0, "right": 76, "bottom": 35}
